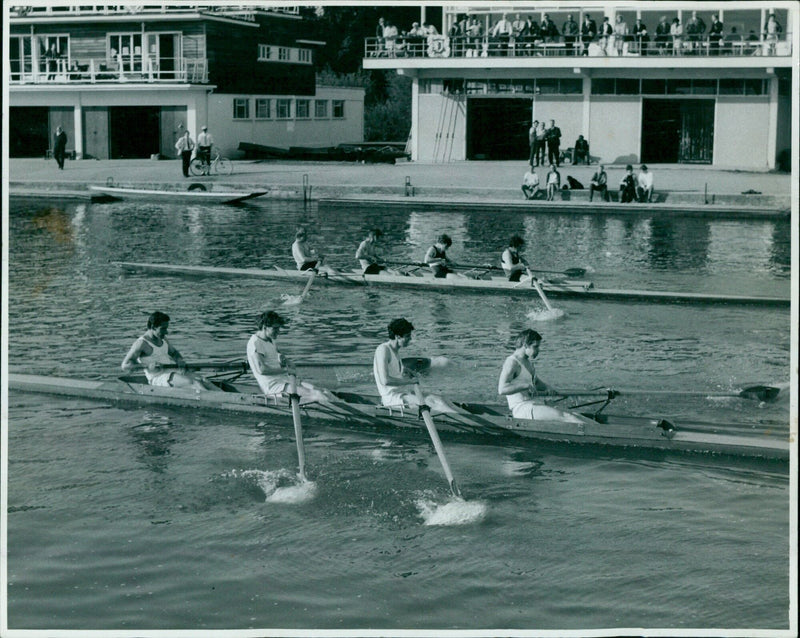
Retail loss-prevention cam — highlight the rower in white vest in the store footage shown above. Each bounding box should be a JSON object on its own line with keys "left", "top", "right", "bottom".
{"left": 247, "top": 310, "right": 333, "bottom": 403}
{"left": 122, "top": 311, "right": 218, "bottom": 390}
{"left": 498, "top": 329, "right": 590, "bottom": 422}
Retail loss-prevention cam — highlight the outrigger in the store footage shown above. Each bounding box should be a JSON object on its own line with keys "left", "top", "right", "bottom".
{"left": 9, "top": 366, "right": 788, "bottom": 460}
{"left": 114, "top": 262, "right": 790, "bottom": 307}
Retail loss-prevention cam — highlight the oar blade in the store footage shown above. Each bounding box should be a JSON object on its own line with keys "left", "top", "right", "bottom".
{"left": 563, "top": 267, "right": 587, "bottom": 278}
{"left": 738, "top": 385, "right": 780, "bottom": 402}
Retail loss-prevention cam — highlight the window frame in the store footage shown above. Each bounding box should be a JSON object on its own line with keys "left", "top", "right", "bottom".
{"left": 314, "top": 99, "right": 329, "bottom": 119}
{"left": 332, "top": 99, "right": 345, "bottom": 119}
{"left": 255, "top": 98, "right": 272, "bottom": 119}
{"left": 296, "top": 99, "right": 310, "bottom": 119}
{"left": 233, "top": 97, "right": 251, "bottom": 120}
{"left": 276, "top": 98, "right": 292, "bottom": 119}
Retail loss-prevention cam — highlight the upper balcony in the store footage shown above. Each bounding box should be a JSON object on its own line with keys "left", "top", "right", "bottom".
{"left": 8, "top": 5, "right": 299, "bottom": 22}
{"left": 364, "top": 32, "right": 793, "bottom": 71}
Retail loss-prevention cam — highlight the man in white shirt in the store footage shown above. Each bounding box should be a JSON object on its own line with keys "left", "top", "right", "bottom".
{"left": 174, "top": 130, "right": 194, "bottom": 178}
{"left": 521, "top": 169, "right": 541, "bottom": 200}
{"left": 637, "top": 164, "right": 654, "bottom": 202}
{"left": 196, "top": 126, "right": 213, "bottom": 173}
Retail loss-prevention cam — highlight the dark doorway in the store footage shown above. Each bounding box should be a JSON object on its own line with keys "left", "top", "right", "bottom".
{"left": 10, "top": 107, "right": 49, "bottom": 157}
{"left": 109, "top": 106, "right": 160, "bottom": 158}
{"left": 642, "top": 99, "right": 714, "bottom": 164}
{"left": 467, "top": 98, "right": 530, "bottom": 160}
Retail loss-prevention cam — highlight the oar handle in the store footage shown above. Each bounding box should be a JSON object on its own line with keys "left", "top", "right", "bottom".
{"left": 161, "top": 360, "right": 248, "bottom": 372}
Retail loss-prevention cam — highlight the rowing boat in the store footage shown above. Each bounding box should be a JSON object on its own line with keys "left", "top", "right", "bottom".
{"left": 89, "top": 185, "right": 267, "bottom": 205}
{"left": 114, "top": 262, "right": 790, "bottom": 306}
{"left": 9, "top": 373, "right": 789, "bottom": 460}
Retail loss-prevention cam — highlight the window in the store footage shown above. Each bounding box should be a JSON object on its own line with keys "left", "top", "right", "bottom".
{"left": 233, "top": 98, "right": 250, "bottom": 119}
{"left": 296, "top": 99, "right": 310, "bottom": 119}
{"left": 315, "top": 100, "right": 328, "bottom": 118}
{"left": 278, "top": 48, "right": 290, "bottom": 61}
{"left": 332, "top": 100, "right": 345, "bottom": 119}
{"left": 276, "top": 99, "right": 291, "bottom": 119}
{"left": 666, "top": 79, "right": 692, "bottom": 95}
{"left": 108, "top": 33, "right": 142, "bottom": 71}
{"left": 591, "top": 78, "right": 616, "bottom": 95}
{"left": 258, "top": 44, "right": 272, "bottom": 60}
{"left": 692, "top": 79, "right": 717, "bottom": 95}
{"left": 616, "top": 78, "right": 640, "bottom": 95}
{"left": 641, "top": 79, "right": 666, "bottom": 94}
{"left": 256, "top": 98, "right": 271, "bottom": 119}
{"left": 298, "top": 49, "right": 312, "bottom": 63}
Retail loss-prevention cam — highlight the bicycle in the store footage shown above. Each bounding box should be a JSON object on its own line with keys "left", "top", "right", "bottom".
{"left": 190, "top": 148, "right": 233, "bottom": 176}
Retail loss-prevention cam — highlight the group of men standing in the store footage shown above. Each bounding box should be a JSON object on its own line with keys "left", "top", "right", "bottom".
{"left": 174, "top": 126, "right": 214, "bottom": 177}
{"left": 528, "top": 119, "right": 561, "bottom": 168}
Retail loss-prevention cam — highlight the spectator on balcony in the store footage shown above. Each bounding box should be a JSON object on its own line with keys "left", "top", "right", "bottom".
{"left": 685, "top": 11, "right": 706, "bottom": 53}
{"left": 491, "top": 13, "right": 513, "bottom": 55}
{"left": 655, "top": 16, "right": 670, "bottom": 53}
{"left": 375, "top": 17, "right": 386, "bottom": 54}
{"left": 581, "top": 14, "right": 597, "bottom": 55}
{"left": 384, "top": 21, "right": 399, "bottom": 56}
{"left": 708, "top": 14, "right": 724, "bottom": 55}
{"left": 197, "top": 126, "right": 213, "bottom": 172}
{"left": 45, "top": 43, "right": 60, "bottom": 80}
{"left": 53, "top": 126, "right": 67, "bottom": 170}
{"left": 599, "top": 17, "right": 613, "bottom": 54}
{"left": 632, "top": 18, "right": 650, "bottom": 55}
{"left": 562, "top": 14, "right": 579, "bottom": 54}
{"left": 466, "top": 15, "right": 483, "bottom": 55}
{"left": 540, "top": 14, "right": 559, "bottom": 44}
{"left": 512, "top": 13, "right": 527, "bottom": 38}
{"left": 764, "top": 13, "right": 782, "bottom": 55}
{"left": 613, "top": 15, "right": 629, "bottom": 55}
{"left": 423, "top": 21, "right": 438, "bottom": 36}
{"left": 175, "top": 130, "right": 194, "bottom": 178}
{"left": 670, "top": 18, "right": 683, "bottom": 55}
{"left": 619, "top": 165, "right": 638, "bottom": 203}
{"left": 545, "top": 120, "right": 562, "bottom": 167}
{"left": 572, "top": 135, "right": 589, "bottom": 165}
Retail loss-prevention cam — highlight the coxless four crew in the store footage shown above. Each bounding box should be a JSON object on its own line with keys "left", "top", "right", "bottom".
{"left": 121, "top": 311, "right": 218, "bottom": 390}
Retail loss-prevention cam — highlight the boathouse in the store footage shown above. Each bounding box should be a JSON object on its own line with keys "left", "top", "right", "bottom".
{"left": 7, "top": 5, "right": 364, "bottom": 160}
{"left": 364, "top": 2, "right": 793, "bottom": 169}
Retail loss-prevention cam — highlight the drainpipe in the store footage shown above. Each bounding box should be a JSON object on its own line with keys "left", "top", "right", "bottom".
{"left": 766, "top": 70, "right": 778, "bottom": 169}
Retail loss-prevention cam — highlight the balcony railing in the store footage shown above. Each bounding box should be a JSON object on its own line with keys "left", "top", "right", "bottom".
{"left": 8, "top": 56, "right": 208, "bottom": 85}
{"left": 9, "top": 5, "right": 299, "bottom": 19}
{"left": 365, "top": 33, "right": 792, "bottom": 59}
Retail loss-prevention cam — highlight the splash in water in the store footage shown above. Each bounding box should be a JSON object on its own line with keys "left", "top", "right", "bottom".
{"left": 526, "top": 307, "right": 565, "bottom": 321}
{"left": 229, "top": 468, "right": 316, "bottom": 503}
{"left": 416, "top": 496, "right": 487, "bottom": 526}
{"left": 280, "top": 293, "right": 303, "bottom": 307}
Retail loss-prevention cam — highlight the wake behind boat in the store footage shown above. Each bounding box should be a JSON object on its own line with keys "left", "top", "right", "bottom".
{"left": 90, "top": 185, "right": 267, "bottom": 205}
{"left": 114, "top": 261, "right": 790, "bottom": 307}
{"left": 8, "top": 372, "right": 789, "bottom": 460}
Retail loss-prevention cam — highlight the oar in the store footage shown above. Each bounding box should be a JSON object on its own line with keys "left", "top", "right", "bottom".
{"left": 162, "top": 360, "right": 247, "bottom": 372}
{"left": 531, "top": 277, "right": 555, "bottom": 311}
{"left": 414, "top": 384, "right": 461, "bottom": 498}
{"left": 282, "top": 270, "right": 317, "bottom": 305}
{"left": 169, "top": 357, "right": 438, "bottom": 375}
{"left": 557, "top": 385, "right": 781, "bottom": 402}
{"left": 456, "top": 263, "right": 587, "bottom": 278}
{"left": 288, "top": 373, "right": 308, "bottom": 482}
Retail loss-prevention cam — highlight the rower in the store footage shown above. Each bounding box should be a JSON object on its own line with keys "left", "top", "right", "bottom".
{"left": 247, "top": 310, "right": 333, "bottom": 404}
{"left": 356, "top": 228, "right": 387, "bottom": 274}
{"left": 292, "top": 227, "right": 334, "bottom": 276}
{"left": 498, "top": 329, "right": 589, "bottom": 423}
{"left": 373, "top": 318, "right": 457, "bottom": 415}
{"left": 501, "top": 235, "right": 535, "bottom": 283}
{"left": 121, "top": 311, "right": 218, "bottom": 391}
{"left": 423, "top": 234, "right": 454, "bottom": 279}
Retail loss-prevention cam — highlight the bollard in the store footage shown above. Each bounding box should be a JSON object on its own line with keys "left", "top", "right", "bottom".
{"left": 704, "top": 182, "right": 708, "bottom": 205}
{"left": 303, "top": 174, "right": 312, "bottom": 203}
{"left": 405, "top": 176, "right": 415, "bottom": 197}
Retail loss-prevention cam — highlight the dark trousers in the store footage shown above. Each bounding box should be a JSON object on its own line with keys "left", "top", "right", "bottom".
{"left": 589, "top": 184, "right": 608, "bottom": 201}
{"left": 54, "top": 147, "right": 66, "bottom": 169}
{"left": 181, "top": 150, "right": 192, "bottom": 177}
{"left": 547, "top": 141, "right": 560, "bottom": 166}
{"left": 530, "top": 140, "right": 545, "bottom": 166}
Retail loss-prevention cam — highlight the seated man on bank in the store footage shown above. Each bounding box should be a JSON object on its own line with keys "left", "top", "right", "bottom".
{"left": 121, "top": 311, "right": 219, "bottom": 391}
{"left": 498, "top": 328, "right": 590, "bottom": 423}
{"left": 423, "top": 234, "right": 455, "bottom": 278}
{"left": 521, "top": 168, "right": 542, "bottom": 200}
{"left": 247, "top": 310, "right": 333, "bottom": 404}
{"left": 637, "top": 164, "right": 654, "bottom": 202}
{"left": 589, "top": 165, "right": 609, "bottom": 202}
{"left": 374, "top": 318, "right": 458, "bottom": 415}
{"left": 572, "top": 135, "right": 590, "bottom": 164}
{"left": 618, "top": 164, "right": 638, "bottom": 203}
{"left": 501, "top": 235, "right": 535, "bottom": 282}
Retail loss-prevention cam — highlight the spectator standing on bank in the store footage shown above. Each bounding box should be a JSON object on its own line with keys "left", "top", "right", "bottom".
{"left": 197, "top": 126, "right": 213, "bottom": 173}
{"left": 53, "top": 126, "right": 67, "bottom": 170}
{"left": 175, "top": 130, "right": 194, "bottom": 178}
{"left": 589, "top": 165, "right": 609, "bottom": 202}
{"left": 545, "top": 119, "right": 561, "bottom": 167}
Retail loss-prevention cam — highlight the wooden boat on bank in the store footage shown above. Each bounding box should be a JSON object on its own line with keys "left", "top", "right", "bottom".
{"left": 89, "top": 185, "right": 267, "bottom": 205}
{"left": 114, "top": 261, "right": 790, "bottom": 307}
{"left": 8, "top": 372, "right": 788, "bottom": 460}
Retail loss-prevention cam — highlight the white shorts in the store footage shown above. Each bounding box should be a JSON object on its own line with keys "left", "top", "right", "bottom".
{"left": 147, "top": 372, "right": 174, "bottom": 387}
{"left": 511, "top": 401, "right": 587, "bottom": 423}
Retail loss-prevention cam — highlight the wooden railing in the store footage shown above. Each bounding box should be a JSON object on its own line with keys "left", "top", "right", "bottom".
{"left": 365, "top": 33, "right": 792, "bottom": 58}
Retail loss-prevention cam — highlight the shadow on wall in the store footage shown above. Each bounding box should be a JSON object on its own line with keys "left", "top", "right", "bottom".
{"left": 776, "top": 149, "right": 790, "bottom": 172}
{"left": 612, "top": 154, "right": 640, "bottom": 165}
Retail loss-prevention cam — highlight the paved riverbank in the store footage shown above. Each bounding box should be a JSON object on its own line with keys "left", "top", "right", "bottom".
{"left": 7, "top": 157, "right": 793, "bottom": 211}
